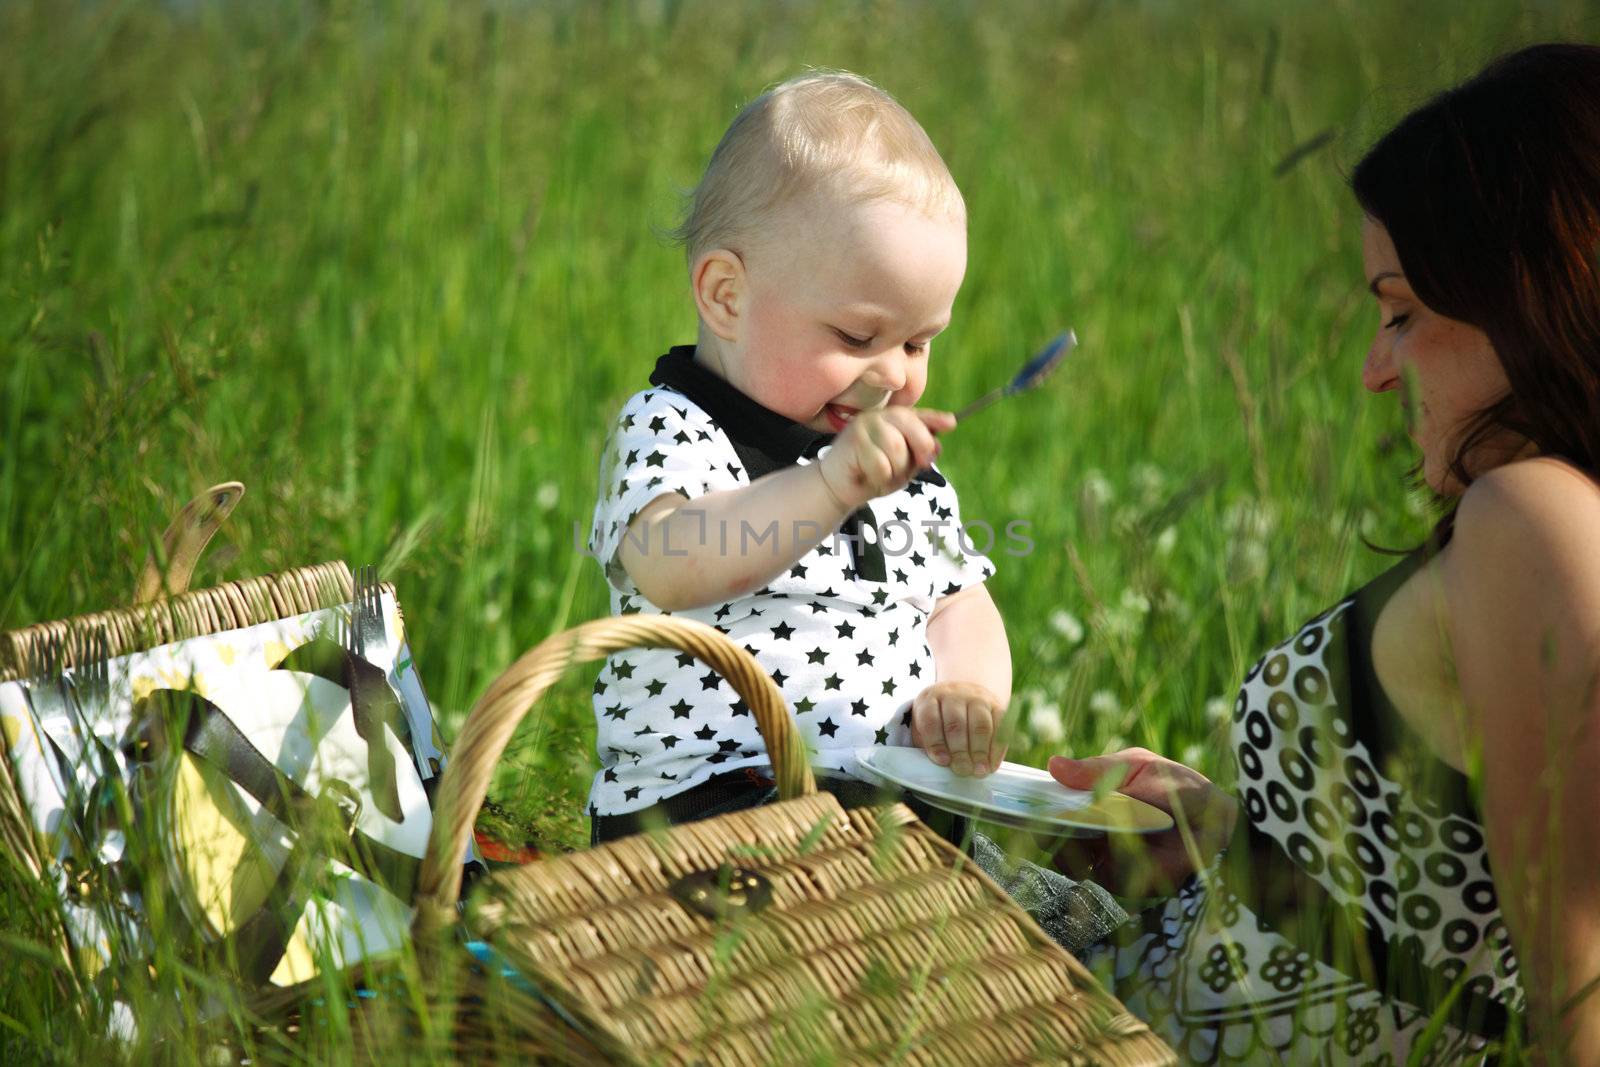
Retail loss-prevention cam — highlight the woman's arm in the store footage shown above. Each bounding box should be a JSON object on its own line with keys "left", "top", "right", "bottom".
{"left": 1443, "top": 458, "right": 1600, "bottom": 1064}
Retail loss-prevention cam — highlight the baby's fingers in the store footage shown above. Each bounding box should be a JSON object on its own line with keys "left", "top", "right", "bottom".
{"left": 962, "top": 701, "right": 997, "bottom": 777}
{"left": 912, "top": 690, "right": 949, "bottom": 767}
{"left": 945, "top": 700, "right": 1000, "bottom": 777}
{"left": 988, "top": 729, "right": 1010, "bottom": 777}
{"left": 941, "top": 700, "right": 976, "bottom": 776}
{"left": 863, "top": 417, "right": 913, "bottom": 473}
{"left": 859, "top": 444, "right": 898, "bottom": 494}
{"left": 904, "top": 420, "right": 941, "bottom": 469}
{"left": 882, "top": 408, "right": 943, "bottom": 466}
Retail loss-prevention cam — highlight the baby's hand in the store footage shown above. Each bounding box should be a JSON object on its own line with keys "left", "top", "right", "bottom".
{"left": 910, "top": 681, "right": 1007, "bottom": 778}
{"left": 817, "top": 407, "right": 954, "bottom": 511}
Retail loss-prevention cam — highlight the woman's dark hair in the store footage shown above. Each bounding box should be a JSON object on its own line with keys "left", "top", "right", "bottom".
{"left": 1352, "top": 43, "right": 1600, "bottom": 493}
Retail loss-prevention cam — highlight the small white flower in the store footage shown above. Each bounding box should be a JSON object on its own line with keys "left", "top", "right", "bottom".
{"left": 1180, "top": 743, "right": 1205, "bottom": 768}
{"left": 1223, "top": 498, "right": 1277, "bottom": 540}
{"left": 1103, "top": 607, "right": 1138, "bottom": 640}
{"left": 535, "top": 482, "right": 560, "bottom": 511}
{"left": 1088, "top": 689, "right": 1121, "bottom": 717}
{"left": 1049, "top": 609, "right": 1085, "bottom": 645}
{"left": 1228, "top": 540, "right": 1269, "bottom": 582}
{"left": 1154, "top": 525, "right": 1177, "bottom": 557}
{"left": 1204, "top": 695, "right": 1233, "bottom": 725}
{"left": 1159, "top": 588, "right": 1192, "bottom": 622}
{"left": 482, "top": 600, "right": 504, "bottom": 624}
{"left": 1027, "top": 701, "right": 1066, "bottom": 744}
{"left": 1103, "top": 588, "right": 1151, "bottom": 639}
{"left": 1132, "top": 462, "right": 1166, "bottom": 506}
{"left": 1081, "top": 469, "right": 1115, "bottom": 509}
{"left": 1007, "top": 487, "right": 1037, "bottom": 513}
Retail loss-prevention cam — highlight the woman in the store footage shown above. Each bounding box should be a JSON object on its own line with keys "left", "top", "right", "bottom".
{"left": 1052, "top": 43, "right": 1600, "bottom": 1064}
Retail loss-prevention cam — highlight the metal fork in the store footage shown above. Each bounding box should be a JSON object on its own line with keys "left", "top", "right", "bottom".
{"left": 78, "top": 627, "right": 119, "bottom": 768}
{"left": 353, "top": 564, "right": 386, "bottom": 658}
{"left": 62, "top": 627, "right": 122, "bottom": 781}
{"left": 27, "top": 632, "right": 103, "bottom": 887}
{"left": 77, "top": 626, "right": 110, "bottom": 714}
{"left": 356, "top": 564, "right": 416, "bottom": 748}
{"left": 23, "top": 633, "right": 78, "bottom": 799}
{"left": 342, "top": 566, "right": 404, "bottom": 821}
{"left": 67, "top": 626, "right": 134, "bottom": 886}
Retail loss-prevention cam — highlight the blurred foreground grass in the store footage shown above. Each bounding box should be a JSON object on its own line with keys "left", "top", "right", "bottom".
{"left": 2, "top": 0, "right": 1595, "bottom": 1059}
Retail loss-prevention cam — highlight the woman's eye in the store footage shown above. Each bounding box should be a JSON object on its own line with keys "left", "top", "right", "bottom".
{"left": 834, "top": 329, "right": 871, "bottom": 349}
{"left": 904, "top": 341, "right": 928, "bottom": 355}
{"left": 1384, "top": 313, "right": 1410, "bottom": 330}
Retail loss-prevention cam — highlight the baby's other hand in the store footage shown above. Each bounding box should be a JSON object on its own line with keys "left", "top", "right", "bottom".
{"left": 817, "top": 407, "right": 953, "bottom": 511}
{"left": 910, "top": 681, "right": 1007, "bottom": 777}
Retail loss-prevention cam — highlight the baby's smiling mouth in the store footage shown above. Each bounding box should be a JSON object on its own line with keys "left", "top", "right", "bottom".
{"left": 821, "top": 394, "right": 893, "bottom": 432}
{"left": 823, "top": 403, "right": 858, "bottom": 432}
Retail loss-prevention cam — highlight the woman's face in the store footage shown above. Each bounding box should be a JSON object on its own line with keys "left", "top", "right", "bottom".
{"left": 1360, "top": 218, "right": 1516, "bottom": 494}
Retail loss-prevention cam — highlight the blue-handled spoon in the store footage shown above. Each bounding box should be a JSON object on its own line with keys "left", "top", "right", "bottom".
{"left": 952, "top": 329, "right": 1077, "bottom": 424}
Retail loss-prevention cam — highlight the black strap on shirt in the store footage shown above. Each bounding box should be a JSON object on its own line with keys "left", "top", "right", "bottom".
{"left": 647, "top": 346, "right": 946, "bottom": 584}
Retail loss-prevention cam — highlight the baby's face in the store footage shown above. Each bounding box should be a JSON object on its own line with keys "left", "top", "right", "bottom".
{"left": 725, "top": 196, "right": 966, "bottom": 433}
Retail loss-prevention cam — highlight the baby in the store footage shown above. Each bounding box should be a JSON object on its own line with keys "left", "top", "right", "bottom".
{"left": 585, "top": 71, "right": 1011, "bottom": 843}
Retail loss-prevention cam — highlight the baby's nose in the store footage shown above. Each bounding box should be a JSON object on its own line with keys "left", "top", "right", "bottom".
{"left": 868, "top": 350, "right": 908, "bottom": 392}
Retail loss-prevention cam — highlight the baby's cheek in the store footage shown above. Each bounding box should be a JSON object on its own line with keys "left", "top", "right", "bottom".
{"left": 891, "top": 367, "right": 929, "bottom": 407}
{"left": 750, "top": 362, "right": 835, "bottom": 421}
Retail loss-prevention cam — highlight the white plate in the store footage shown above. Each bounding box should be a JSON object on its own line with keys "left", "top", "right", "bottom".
{"left": 853, "top": 746, "right": 1174, "bottom": 837}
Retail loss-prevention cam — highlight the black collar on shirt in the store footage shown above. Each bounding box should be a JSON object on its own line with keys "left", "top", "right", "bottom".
{"left": 648, "top": 345, "right": 947, "bottom": 487}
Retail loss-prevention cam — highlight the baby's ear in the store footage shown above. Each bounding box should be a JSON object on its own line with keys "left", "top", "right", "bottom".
{"left": 691, "top": 249, "right": 744, "bottom": 341}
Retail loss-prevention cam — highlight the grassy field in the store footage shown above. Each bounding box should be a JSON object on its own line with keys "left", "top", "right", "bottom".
{"left": 2, "top": 0, "right": 1596, "bottom": 1059}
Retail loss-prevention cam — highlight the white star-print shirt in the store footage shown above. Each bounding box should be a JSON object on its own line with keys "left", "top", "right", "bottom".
{"left": 585, "top": 372, "right": 996, "bottom": 816}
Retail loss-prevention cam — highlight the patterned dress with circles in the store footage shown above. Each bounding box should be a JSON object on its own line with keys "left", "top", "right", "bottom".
{"left": 1083, "top": 548, "right": 1525, "bottom": 1064}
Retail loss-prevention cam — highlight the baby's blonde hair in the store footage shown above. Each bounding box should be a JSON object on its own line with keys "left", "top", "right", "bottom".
{"left": 676, "top": 71, "right": 964, "bottom": 264}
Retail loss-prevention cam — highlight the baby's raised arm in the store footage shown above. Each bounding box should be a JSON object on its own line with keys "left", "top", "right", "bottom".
{"left": 620, "top": 406, "right": 952, "bottom": 611}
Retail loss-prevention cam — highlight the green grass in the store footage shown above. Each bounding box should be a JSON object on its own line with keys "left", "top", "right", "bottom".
{"left": 1, "top": 0, "right": 1592, "bottom": 1060}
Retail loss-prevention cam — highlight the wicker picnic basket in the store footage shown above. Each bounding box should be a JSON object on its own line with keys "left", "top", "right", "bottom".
{"left": 0, "top": 553, "right": 357, "bottom": 983}
{"left": 0, "top": 483, "right": 458, "bottom": 1030}
{"left": 0, "top": 484, "right": 291, "bottom": 919}
{"left": 410, "top": 613, "right": 1177, "bottom": 1067}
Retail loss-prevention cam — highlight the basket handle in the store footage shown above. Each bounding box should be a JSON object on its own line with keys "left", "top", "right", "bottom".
{"left": 412, "top": 614, "right": 813, "bottom": 933}
{"left": 133, "top": 481, "right": 245, "bottom": 603}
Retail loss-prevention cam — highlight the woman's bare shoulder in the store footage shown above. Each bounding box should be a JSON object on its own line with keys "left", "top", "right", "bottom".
{"left": 1439, "top": 458, "right": 1600, "bottom": 755}
{"left": 1456, "top": 456, "right": 1600, "bottom": 545}
{"left": 1445, "top": 456, "right": 1600, "bottom": 621}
